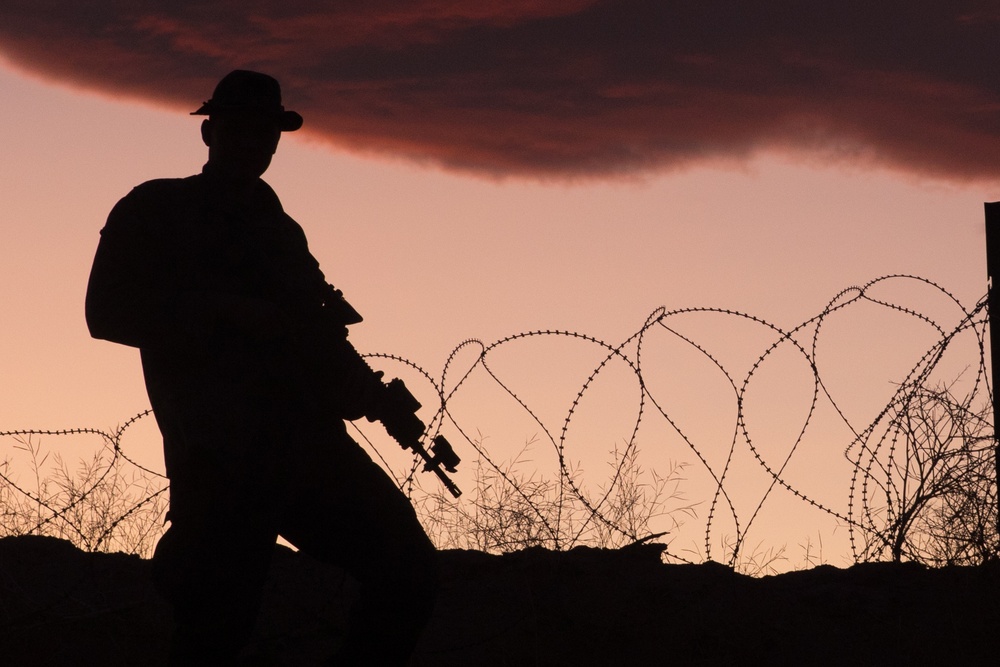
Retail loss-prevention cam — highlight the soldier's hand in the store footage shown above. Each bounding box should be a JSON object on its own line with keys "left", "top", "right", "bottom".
{"left": 227, "top": 298, "right": 287, "bottom": 342}
{"left": 178, "top": 291, "right": 287, "bottom": 342}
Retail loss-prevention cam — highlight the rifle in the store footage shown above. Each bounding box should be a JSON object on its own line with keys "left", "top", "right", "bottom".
{"left": 316, "top": 284, "right": 462, "bottom": 498}
{"left": 366, "top": 378, "right": 462, "bottom": 498}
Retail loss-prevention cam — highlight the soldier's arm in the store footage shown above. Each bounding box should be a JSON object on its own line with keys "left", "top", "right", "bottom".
{"left": 85, "top": 188, "right": 176, "bottom": 348}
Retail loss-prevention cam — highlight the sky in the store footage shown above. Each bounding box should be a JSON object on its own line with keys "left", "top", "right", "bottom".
{"left": 1, "top": 2, "right": 998, "bottom": 566}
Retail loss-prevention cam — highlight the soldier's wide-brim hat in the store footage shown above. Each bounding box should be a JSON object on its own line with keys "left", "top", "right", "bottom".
{"left": 191, "top": 70, "right": 303, "bottom": 132}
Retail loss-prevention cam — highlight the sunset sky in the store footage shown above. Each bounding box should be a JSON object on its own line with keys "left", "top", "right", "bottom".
{"left": 2, "top": 2, "right": 998, "bottom": 564}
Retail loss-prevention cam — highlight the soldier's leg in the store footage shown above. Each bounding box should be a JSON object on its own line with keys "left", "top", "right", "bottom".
{"left": 153, "top": 475, "right": 279, "bottom": 666}
{"left": 277, "top": 432, "right": 438, "bottom": 667}
{"left": 150, "top": 396, "right": 281, "bottom": 666}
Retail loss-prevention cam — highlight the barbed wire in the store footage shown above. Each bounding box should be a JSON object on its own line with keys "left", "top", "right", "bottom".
{"left": 1, "top": 275, "right": 994, "bottom": 569}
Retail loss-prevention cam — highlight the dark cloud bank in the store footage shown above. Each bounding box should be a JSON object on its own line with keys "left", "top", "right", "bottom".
{"left": 2, "top": 1, "right": 999, "bottom": 179}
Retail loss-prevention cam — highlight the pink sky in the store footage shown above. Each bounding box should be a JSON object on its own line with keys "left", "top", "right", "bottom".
{"left": 1, "top": 3, "right": 997, "bottom": 565}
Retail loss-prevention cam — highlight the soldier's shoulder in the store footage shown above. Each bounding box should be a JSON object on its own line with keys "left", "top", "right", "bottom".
{"left": 105, "top": 175, "right": 203, "bottom": 232}
{"left": 123, "top": 175, "right": 202, "bottom": 203}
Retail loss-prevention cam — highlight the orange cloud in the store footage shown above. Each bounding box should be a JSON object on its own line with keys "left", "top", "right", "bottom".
{"left": 1, "top": 1, "right": 998, "bottom": 180}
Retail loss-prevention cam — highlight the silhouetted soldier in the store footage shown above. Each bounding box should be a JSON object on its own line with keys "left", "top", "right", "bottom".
{"left": 86, "top": 70, "right": 438, "bottom": 666}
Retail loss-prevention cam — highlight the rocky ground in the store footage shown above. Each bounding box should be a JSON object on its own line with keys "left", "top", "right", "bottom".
{"left": 2, "top": 535, "right": 999, "bottom": 666}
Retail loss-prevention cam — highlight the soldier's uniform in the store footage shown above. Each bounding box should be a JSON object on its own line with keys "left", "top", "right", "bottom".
{"left": 86, "top": 164, "right": 438, "bottom": 665}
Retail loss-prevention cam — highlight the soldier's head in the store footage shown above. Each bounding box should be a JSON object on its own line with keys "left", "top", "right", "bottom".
{"left": 192, "top": 70, "right": 303, "bottom": 180}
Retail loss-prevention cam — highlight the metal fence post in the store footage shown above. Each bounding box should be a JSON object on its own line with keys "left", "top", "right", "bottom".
{"left": 986, "top": 202, "right": 1000, "bottom": 536}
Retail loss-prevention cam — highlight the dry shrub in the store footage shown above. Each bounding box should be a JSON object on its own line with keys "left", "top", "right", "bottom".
{"left": 414, "top": 435, "right": 696, "bottom": 554}
{"left": 859, "top": 382, "right": 998, "bottom": 566}
{"left": 0, "top": 435, "right": 167, "bottom": 557}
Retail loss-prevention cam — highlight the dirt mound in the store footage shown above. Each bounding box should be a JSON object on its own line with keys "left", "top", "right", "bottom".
{"left": 2, "top": 535, "right": 998, "bottom": 666}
